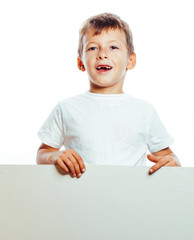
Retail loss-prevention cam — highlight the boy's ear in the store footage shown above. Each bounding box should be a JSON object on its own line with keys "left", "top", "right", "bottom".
{"left": 77, "top": 57, "right": 86, "bottom": 72}
{"left": 126, "top": 53, "right": 136, "bottom": 70}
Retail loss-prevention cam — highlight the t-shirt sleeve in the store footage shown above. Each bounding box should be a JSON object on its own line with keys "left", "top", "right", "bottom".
{"left": 37, "top": 102, "right": 65, "bottom": 148}
{"left": 146, "top": 105, "right": 174, "bottom": 153}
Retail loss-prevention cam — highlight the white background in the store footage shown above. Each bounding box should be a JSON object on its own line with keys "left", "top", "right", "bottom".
{"left": 0, "top": 0, "right": 193, "bottom": 166}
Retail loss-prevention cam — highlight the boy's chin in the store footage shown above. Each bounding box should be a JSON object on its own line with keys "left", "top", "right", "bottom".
{"left": 90, "top": 80, "right": 118, "bottom": 88}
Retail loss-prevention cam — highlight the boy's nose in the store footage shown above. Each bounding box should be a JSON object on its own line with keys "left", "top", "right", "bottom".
{"left": 97, "top": 51, "right": 108, "bottom": 60}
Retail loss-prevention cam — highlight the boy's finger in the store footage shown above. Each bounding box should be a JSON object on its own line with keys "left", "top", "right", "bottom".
{"left": 62, "top": 157, "right": 76, "bottom": 176}
{"left": 67, "top": 154, "right": 83, "bottom": 178}
{"left": 70, "top": 149, "right": 86, "bottom": 173}
{"left": 147, "top": 154, "right": 162, "bottom": 163}
{"left": 165, "top": 161, "right": 178, "bottom": 167}
{"left": 149, "top": 158, "right": 169, "bottom": 174}
{"left": 56, "top": 158, "right": 70, "bottom": 174}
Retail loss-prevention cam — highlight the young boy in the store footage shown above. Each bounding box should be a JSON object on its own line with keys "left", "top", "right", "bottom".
{"left": 36, "top": 13, "right": 181, "bottom": 178}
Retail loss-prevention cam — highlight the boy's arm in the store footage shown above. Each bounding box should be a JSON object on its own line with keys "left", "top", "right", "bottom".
{"left": 147, "top": 147, "right": 181, "bottom": 174}
{"left": 36, "top": 143, "right": 60, "bottom": 164}
{"left": 36, "top": 143, "right": 86, "bottom": 178}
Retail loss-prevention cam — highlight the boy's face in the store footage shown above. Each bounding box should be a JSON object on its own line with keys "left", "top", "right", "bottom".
{"left": 78, "top": 28, "right": 136, "bottom": 92}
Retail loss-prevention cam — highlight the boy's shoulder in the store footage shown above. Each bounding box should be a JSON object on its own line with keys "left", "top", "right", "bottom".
{"left": 57, "top": 92, "right": 87, "bottom": 106}
{"left": 55, "top": 92, "right": 89, "bottom": 113}
{"left": 126, "top": 95, "right": 157, "bottom": 116}
{"left": 127, "top": 94, "right": 153, "bottom": 106}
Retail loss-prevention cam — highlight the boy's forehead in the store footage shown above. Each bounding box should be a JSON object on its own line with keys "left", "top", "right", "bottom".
{"left": 83, "top": 28, "right": 126, "bottom": 45}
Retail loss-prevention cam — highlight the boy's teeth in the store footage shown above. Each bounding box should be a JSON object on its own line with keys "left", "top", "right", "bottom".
{"left": 97, "top": 66, "right": 112, "bottom": 70}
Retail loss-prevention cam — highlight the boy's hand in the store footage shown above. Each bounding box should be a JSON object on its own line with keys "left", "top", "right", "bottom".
{"left": 147, "top": 153, "right": 181, "bottom": 175}
{"left": 53, "top": 149, "right": 86, "bottom": 178}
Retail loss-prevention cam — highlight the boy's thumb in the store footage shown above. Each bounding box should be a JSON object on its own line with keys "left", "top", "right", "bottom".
{"left": 147, "top": 154, "right": 160, "bottom": 163}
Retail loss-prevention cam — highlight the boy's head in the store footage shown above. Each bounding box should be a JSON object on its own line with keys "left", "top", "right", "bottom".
{"left": 77, "top": 13, "right": 136, "bottom": 92}
{"left": 78, "top": 13, "right": 134, "bottom": 59}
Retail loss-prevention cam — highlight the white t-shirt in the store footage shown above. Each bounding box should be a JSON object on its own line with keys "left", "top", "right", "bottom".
{"left": 38, "top": 90, "right": 174, "bottom": 166}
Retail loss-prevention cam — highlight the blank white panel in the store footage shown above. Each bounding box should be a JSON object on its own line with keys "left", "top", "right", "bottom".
{"left": 0, "top": 165, "right": 194, "bottom": 240}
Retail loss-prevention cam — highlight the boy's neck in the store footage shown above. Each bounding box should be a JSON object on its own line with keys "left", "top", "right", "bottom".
{"left": 89, "top": 83, "right": 124, "bottom": 94}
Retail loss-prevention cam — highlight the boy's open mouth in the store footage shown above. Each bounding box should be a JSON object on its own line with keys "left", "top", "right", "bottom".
{"left": 96, "top": 65, "right": 112, "bottom": 72}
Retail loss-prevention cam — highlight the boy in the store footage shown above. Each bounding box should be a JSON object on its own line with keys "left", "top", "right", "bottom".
{"left": 36, "top": 13, "right": 181, "bottom": 178}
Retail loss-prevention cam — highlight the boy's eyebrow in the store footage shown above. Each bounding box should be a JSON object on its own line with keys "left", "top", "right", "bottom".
{"left": 108, "top": 40, "right": 122, "bottom": 44}
{"left": 86, "top": 40, "right": 122, "bottom": 46}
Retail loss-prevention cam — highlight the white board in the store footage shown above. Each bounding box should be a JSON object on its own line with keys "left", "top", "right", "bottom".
{"left": 0, "top": 165, "right": 194, "bottom": 240}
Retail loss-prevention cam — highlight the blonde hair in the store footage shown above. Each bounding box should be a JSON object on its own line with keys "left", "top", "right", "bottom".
{"left": 78, "top": 13, "right": 134, "bottom": 59}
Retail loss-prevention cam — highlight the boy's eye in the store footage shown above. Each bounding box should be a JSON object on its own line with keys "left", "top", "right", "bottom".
{"left": 88, "top": 47, "right": 97, "bottom": 51}
{"left": 110, "top": 46, "right": 119, "bottom": 50}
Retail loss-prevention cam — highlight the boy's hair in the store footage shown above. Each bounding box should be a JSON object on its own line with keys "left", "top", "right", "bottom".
{"left": 78, "top": 13, "right": 134, "bottom": 59}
